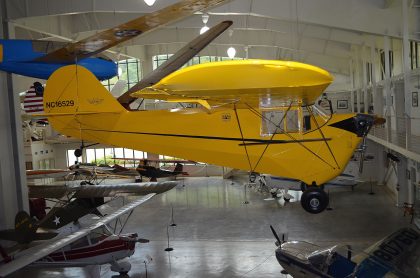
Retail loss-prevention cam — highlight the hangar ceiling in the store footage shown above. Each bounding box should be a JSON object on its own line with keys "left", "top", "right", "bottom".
{"left": 4, "top": 0, "right": 420, "bottom": 92}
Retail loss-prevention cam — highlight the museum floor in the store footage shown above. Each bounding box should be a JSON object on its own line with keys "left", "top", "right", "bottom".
{"left": 11, "top": 176, "right": 413, "bottom": 278}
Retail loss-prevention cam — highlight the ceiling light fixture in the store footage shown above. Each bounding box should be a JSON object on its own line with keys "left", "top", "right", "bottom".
{"left": 200, "top": 26, "right": 210, "bottom": 34}
{"left": 144, "top": 0, "right": 156, "bottom": 7}
{"left": 200, "top": 13, "right": 210, "bottom": 34}
{"left": 227, "top": 29, "right": 236, "bottom": 59}
{"left": 227, "top": 47, "right": 236, "bottom": 59}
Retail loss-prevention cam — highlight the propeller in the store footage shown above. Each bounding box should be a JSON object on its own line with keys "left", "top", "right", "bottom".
{"left": 357, "top": 115, "right": 385, "bottom": 173}
{"left": 270, "top": 225, "right": 281, "bottom": 246}
{"left": 270, "top": 225, "right": 287, "bottom": 247}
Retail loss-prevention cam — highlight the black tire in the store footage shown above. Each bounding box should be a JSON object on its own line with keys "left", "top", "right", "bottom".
{"left": 301, "top": 187, "right": 329, "bottom": 214}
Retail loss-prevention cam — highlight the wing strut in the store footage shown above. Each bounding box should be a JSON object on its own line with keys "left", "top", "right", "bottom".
{"left": 244, "top": 104, "right": 336, "bottom": 170}
{"left": 306, "top": 105, "right": 339, "bottom": 169}
{"left": 249, "top": 102, "right": 292, "bottom": 173}
{"left": 233, "top": 103, "right": 253, "bottom": 171}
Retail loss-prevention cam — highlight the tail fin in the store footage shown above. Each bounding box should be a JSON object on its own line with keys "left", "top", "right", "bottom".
{"left": 0, "top": 211, "right": 57, "bottom": 244}
{"left": 43, "top": 65, "right": 124, "bottom": 115}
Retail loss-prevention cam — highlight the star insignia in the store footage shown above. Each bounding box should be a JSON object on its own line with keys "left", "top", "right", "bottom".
{"left": 53, "top": 216, "right": 60, "bottom": 226}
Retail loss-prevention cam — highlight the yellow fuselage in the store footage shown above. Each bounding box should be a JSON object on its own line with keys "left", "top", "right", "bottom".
{"left": 44, "top": 63, "right": 361, "bottom": 186}
{"left": 50, "top": 107, "right": 360, "bottom": 186}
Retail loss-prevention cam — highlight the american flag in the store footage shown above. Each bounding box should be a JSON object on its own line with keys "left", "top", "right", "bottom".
{"left": 23, "top": 83, "right": 44, "bottom": 114}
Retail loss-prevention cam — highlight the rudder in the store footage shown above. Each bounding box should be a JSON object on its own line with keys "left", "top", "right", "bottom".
{"left": 43, "top": 65, "right": 124, "bottom": 115}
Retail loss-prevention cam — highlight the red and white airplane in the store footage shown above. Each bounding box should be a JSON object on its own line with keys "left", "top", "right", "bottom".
{"left": 0, "top": 192, "right": 169, "bottom": 277}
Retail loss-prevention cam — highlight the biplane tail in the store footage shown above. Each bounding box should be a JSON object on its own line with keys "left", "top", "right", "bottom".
{"left": 43, "top": 65, "right": 124, "bottom": 117}
{"left": 0, "top": 211, "right": 57, "bottom": 244}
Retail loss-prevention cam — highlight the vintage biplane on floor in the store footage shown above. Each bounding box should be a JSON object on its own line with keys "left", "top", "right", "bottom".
{"left": 41, "top": 59, "right": 384, "bottom": 214}
{"left": 0, "top": 182, "right": 177, "bottom": 276}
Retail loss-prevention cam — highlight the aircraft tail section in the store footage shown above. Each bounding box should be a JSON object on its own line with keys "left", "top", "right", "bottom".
{"left": 43, "top": 65, "right": 124, "bottom": 116}
{"left": 0, "top": 211, "right": 58, "bottom": 244}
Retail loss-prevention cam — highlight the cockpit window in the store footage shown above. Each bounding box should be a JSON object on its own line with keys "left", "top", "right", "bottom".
{"left": 89, "top": 225, "right": 113, "bottom": 245}
{"left": 261, "top": 108, "right": 300, "bottom": 135}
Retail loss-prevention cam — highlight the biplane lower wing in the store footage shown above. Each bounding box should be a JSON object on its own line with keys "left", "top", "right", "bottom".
{"left": 0, "top": 194, "right": 155, "bottom": 277}
{"left": 28, "top": 181, "right": 178, "bottom": 199}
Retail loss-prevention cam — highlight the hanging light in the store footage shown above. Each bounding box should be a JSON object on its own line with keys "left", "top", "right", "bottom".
{"left": 227, "top": 29, "right": 236, "bottom": 59}
{"left": 144, "top": 0, "right": 156, "bottom": 6}
{"left": 200, "top": 26, "right": 210, "bottom": 34}
{"left": 227, "top": 47, "right": 236, "bottom": 59}
{"left": 200, "top": 13, "right": 210, "bottom": 34}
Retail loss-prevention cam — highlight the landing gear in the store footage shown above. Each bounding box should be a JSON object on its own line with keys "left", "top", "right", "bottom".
{"left": 110, "top": 259, "right": 131, "bottom": 276}
{"left": 300, "top": 187, "right": 329, "bottom": 214}
{"left": 300, "top": 182, "right": 324, "bottom": 192}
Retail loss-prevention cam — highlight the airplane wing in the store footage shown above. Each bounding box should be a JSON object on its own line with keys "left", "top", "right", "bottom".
{"left": 352, "top": 227, "right": 420, "bottom": 278}
{"left": 118, "top": 20, "right": 233, "bottom": 106}
{"left": 28, "top": 181, "right": 177, "bottom": 198}
{"left": 33, "top": 0, "right": 228, "bottom": 63}
{"left": 130, "top": 60, "right": 334, "bottom": 108}
{"left": 0, "top": 194, "right": 155, "bottom": 277}
{"left": 26, "top": 169, "right": 71, "bottom": 179}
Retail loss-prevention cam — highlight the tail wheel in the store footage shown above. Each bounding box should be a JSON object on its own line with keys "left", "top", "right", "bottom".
{"left": 301, "top": 187, "right": 329, "bottom": 214}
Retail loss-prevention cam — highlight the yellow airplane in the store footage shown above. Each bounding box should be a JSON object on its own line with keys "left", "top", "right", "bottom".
{"left": 41, "top": 59, "right": 383, "bottom": 214}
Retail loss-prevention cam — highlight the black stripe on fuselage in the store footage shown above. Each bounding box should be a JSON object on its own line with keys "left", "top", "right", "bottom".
{"left": 81, "top": 128, "right": 330, "bottom": 145}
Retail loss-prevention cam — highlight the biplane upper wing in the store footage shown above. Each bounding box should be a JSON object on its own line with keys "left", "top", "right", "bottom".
{"left": 130, "top": 59, "right": 334, "bottom": 108}
{"left": 28, "top": 181, "right": 178, "bottom": 199}
{"left": 26, "top": 169, "right": 71, "bottom": 179}
{"left": 33, "top": 0, "right": 229, "bottom": 63}
{"left": 0, "top": 194, "right": 155, "bottom": 277}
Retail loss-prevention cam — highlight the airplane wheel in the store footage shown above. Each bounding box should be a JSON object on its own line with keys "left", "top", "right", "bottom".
{"left": 301, "top": 187, "right": 329, "bottom": 214}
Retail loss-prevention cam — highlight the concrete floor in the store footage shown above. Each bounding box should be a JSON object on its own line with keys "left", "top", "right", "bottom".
{"left": 11, "top": 177, "right": 415, "bottom": 278}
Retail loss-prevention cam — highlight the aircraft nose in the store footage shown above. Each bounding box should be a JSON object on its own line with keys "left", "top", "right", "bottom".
{"left": 329, "top": 114, "right": 385, "bottom": 137}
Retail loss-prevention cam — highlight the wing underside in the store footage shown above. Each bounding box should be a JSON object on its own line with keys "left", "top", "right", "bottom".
{"left": 33, "top": 0, "right": 229, "bottom": 63}
{"left": 28, "top": 181, "right": 178, "bottom": 198}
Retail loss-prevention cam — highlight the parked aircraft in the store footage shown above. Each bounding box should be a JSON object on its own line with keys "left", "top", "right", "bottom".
{"left": 0, "top": 182, "right": 176, "bottom": 276}
{"left": 0, "top": 0, "right": 228, "bottom": 80}
{"left": 40, "top": 58, "right": 384, "bottom": 214}
{"left": 270, "top": 226, "right": 420, "bottom": 278}
{"left": 111, "top": 159, "right": 189, "bottom": 181}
